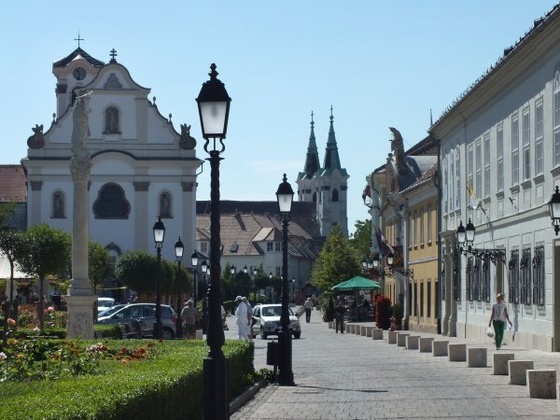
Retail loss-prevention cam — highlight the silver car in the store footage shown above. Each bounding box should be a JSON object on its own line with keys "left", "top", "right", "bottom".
{"left": 251, "top": 304, "right": 301, "bottom": 339}
{"left": 97, "top": 303, "right": 177, "bottom": 339}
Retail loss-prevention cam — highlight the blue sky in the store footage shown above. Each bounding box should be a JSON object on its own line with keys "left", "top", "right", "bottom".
{"left": 1, "top": 1, "right": 558, "bottom": 234}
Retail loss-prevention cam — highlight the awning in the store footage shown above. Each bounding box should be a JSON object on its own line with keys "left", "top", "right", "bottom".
{"left": 332, "top": 276, "right": 381, "bottom": 292}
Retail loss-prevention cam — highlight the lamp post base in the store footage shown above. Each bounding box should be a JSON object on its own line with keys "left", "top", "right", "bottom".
{"left": 277, "top": 329, "right": 294, "bottom": 386}
{"left": 204, "top": 354, "right": 229, "bottom": 419}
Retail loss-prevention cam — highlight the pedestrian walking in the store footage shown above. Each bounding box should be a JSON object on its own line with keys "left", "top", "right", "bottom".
{"left": 180, "top": 299, "right": 199, "bottom": 339}
{"left": 335, "top": 300, "right": 346, "bottom": 333}
{"left": 235, "top": 296, "right": 248, "bottom": 340}
{"left": 242, "top": 296, "right": 253, "bottom": 339}
{"left": 303, "top": 297, "right": 314, "bottom": 323}
{"left": 488, "top": 293, "right": 512, "bottom": 349}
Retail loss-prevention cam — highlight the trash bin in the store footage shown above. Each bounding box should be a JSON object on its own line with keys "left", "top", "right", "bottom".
{"left": 267, "top": 341, "right": 278, "bottom": 366}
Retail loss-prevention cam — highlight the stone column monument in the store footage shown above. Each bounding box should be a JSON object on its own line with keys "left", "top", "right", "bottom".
{"left": 65, "top": 91, "right": 96, "bottom": 339}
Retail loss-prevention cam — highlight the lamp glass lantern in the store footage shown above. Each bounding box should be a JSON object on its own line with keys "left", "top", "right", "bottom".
{"left": 153, "top": 217, "right": 166, "bottom": 247}
{"left": 174, "top": 238, "right": 184, "bottom": 260}
{"left": 201, "top": 260, "right": 208, "bottom": 274}
{"left": 276, "top": 173, "right": 294, "bottom": 214}
{"left": 191, "top": 251, "right": 198, "bottom": 268}
{"left": 456, "top": 221, "right": 466, "bottom": 247}
{"left": 465, "top": 219, "right": 476, "bottom": 244}
{"left": 387, "top": 252, "right": 394, "bottom": 266}
{"left": 549, "top": 186, "right": 560, "bottom": 235}
{"left": 372, "top": 255, "right": 379, "bottom": 268}
{"left": 196, "top": 64, "right": 231, "bottom": 140}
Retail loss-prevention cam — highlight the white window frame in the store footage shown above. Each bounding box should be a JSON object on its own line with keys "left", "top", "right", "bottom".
{"left": 497, "top": 123, "right": 504, "bottom": 192}
{"left": 535, "top": 99, "right": 544, "bottom": 175}
{"left": 511, "top": 113, "right": 520, "bottom": 186}
{"left": 522, "top": 106, "right": 531, "bottom": 181}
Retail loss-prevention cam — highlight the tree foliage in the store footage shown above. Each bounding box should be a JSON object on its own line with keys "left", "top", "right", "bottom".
{"left": 0, "top": 201, "right": 16, "bottom": 229}
{"left": 88, "top": 241, "right": 114, "bottom": 294}
{"left": 310, "top": 224, "right": 361, "bottom": 292}
{"left": 349, "top": 219, "right": 372, "bottom": 260}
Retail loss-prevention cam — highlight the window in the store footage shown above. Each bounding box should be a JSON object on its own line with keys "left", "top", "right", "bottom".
{"left": 267, "top": 242, "right": 274, "bottom": 252}
{"left": 554, "top": 70, "right": 560, "bottom": 166}
{"left": 522, "top": 107, "right": 531, "bottom": 181}
{"left": 520, "top": 248, "right": 531, "bottom": 305}
{"left": 443, "top": 160, "right": 448, "bottom": 214}
{"left": 159, "top": 192, "right": 172, "bottom": 218}
{"left": 93, "top": 183, "right": 130, "bottom": 219}
{"left": 482, "top": 258, "right": 490, "bottom": 303}
{"left": 466, "top": 257, "right": 473, "bottom": 301}
{"left": 427, "top": 205, "right": 433, "bottom": 243}
{"left": 52, "top": 191, "right": 65, "bottom": 218}
{"left": 535, "top": 99, "right": 544, "bottom": 175}
{"left": 332, "top": 189, "right": 339, "bottom": 202}
{"left": 467, "top": 144, "right": 474, "bottom": 202}
{"left": 475, "top": 139, "right": 482, "bottom": 199}
{"left": 483, "top": 133, "right": 490, "bottom": 197}
{"left": 413, "top": 211, "right": 417, "bottom": 247}
{"left": 275, "top": 242, "right": 281, "bottom": 252}
{"left": 497, "top": 124, "right": 504, "bottom": 192}
{"left": 200, "top": 242, "right": 208, "bottom": 253}
{"left": 454, "top": 253, "right": 461, "bottom": 302}
{"left": 407, "top": 214, "right": 411, "bottom": 248}
{"left": 473, "top": 258, "right": 481, "bottom": 302}
{"left": 455, "top": 149, "right": 461, "bottom": 210}
{"left": 533, "top": 246, "right": 545, "bottom": 305}
{"left": 427, "top": 280, "right": 432, "bottom": 318}
{"left": 508, "top": 250, "right": 519, "bottom": 304}
{"left": 511, "top": 113, "right": 520, "bottom": 185}
{"left": 420, "top": 209, "right": 424, "bottom": 245}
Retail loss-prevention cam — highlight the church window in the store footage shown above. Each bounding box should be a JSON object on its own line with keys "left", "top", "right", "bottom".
{"left": 332, "top": 189, "right": 339, "bottom": 202}
{"left": 104, "top": 106, "right": 121, "bottom": 134}
{"left": 93, "top": 183, "right": 131, "bottom": 219}
{"left": 52, "top": 191, "right": 65, "bottom": 218}
{"left": 159, "top": 192, "right": 172, "bottom": 218}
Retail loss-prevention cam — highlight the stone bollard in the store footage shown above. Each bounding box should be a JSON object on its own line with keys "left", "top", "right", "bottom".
{"left": 527, "top": 370, "right": 556, "bottom": 399}
{"left": 509, "top": 360, "right": 534, "bottom": 385}
{"left": 397, "top": 332, "right": 410, "bottom": 347}
{"left": 388, "top": 330, "right": 397, "bottom": 344}
{"left": 372, "top": 328, "right": 383, "bottom": 340}
{"left": 448, "top": 343, "right": 466, "bottom": 362}
{"left": 406, "top": 335, "right": 420, "bottom": 350}
{"left": 493, "top": 353, "right": 514, "bottom": 375}
{"left": 432, "top": 340, "right": 449, "bottom": 357}
{"left": 419, "top": 337, "right": 434, "bottom": 353}
{"left": 365, "top": 326, "right": 373, "bottom": 337}
{"left": 467, "top": 347, "right": 487, "bottom": 367}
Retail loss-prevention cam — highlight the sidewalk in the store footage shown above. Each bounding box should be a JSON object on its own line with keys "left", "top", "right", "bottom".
{"left": 230, "top": 311, "right": 560, "bottom": 419}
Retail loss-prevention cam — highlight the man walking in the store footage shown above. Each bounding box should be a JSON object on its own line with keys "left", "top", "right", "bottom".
{"left": 235, "top": 296, "right": 248, "bottom": 340}
{"left": 303, "top": 297, "right": 314, "bottom": 323}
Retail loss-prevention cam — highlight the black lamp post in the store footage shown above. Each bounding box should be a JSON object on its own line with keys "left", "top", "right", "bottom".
{"left": 276, "top": 173, "right": 295, "bottom": 386}
{"left": 253, "top": 267, "right": 258, "bottom": 304}
{"left": 174, "top": 237, "right": 184, "bottom": 338}
{"left": 197, "top": 63, "right": 231, "bottom": 420}
{"left": 549, "top": 186, "right": 560, "bottom": 235}
{"left": 201, "top": 260, "right": 208, "bottom": 333}
{"left": 191, "top": 251, "right": 199, "bottom": 308}
{"left": 291, "top": 277, "right": 295, "bottom": 302}
{"left": 152, "top": 217, "right": 166, "bottom": 340}
{"left": 269, "top": 272, "right": 273, "bottom": 302}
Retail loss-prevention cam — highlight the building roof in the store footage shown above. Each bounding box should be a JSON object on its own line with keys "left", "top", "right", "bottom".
{"left": 0, "top": 165, "right": 26, "bottom": 203}
{"left": 52, "top": 47, "right": 105, "bottom": 69}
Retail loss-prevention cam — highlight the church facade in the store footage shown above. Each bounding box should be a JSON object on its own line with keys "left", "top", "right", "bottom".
{"left": 21, "top": 47, "right": 201, "bottom": 266}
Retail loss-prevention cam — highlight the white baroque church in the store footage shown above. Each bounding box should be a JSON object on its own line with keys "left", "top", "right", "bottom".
{"left": 21, "top": 47, "right": 201, "bottom": 264}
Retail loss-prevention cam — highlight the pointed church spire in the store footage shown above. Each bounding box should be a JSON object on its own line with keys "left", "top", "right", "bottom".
{"left": 323, "top": 105, "right": 341, "bottom": 170}
{"left": 302, "top": 111, "right": 320, "bottom": 177}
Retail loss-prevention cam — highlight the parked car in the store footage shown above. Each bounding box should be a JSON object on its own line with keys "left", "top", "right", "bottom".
{"left": 96, "top": 303, "right": 177, "bottom": 339}
{"left": 98, "top": 304, "right": 126, "bottom": 318}
{"left": 251, "top": 304, "right": 301, "bottom": 339}
{"left": 97, "top": 297, "right": 116, "bottom": 314}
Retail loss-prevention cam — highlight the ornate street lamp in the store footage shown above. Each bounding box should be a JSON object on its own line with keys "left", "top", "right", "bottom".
{"left": 197, "top": 62, "right": 231, "bottom": 420}
{"left": 174, "top": 237, "right": 184, "bottom": 338}
{"left": 456, "top": 219, "right": 504, "bottom": 263}
{"left": 549, "top": 186, "right": 560, "bottom": 235}
{"left": 275, "top": 173, "right": 295, "bottom": 386}
{"left": 191, "top": 251, "right": 199, "bottom": 308}
{"left": 387, "top": 251, "right": 394, "bottom": 266}
{"left": 152, "top": 217, "right": 165, "bottom": 340}
{"left": 253, "top": 267, "right": 258, "bottom": 304}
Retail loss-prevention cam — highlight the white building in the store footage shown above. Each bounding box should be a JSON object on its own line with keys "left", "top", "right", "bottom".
{"left": 432, "top": 5, "right": 560, "bottom": 351}
{"left": 21, "top": 47, "right": 201, "bottom": 267}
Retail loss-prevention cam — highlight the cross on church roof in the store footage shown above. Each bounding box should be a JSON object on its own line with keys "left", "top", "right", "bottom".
{"left": 110, "top": 48, "right": 118, "bottom": 63}
{"left": 74, "top": 33, "right": 84, "bottom": 48}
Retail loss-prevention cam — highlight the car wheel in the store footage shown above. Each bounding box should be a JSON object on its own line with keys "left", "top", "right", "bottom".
{"left": 161, "top": 328, "right": 175, "bottom": 340}
{"left": 260, "top": 327, "right": 267, "bottom": 339}
{"left": 293, "top": 332, "right": 301, "bottom": 339}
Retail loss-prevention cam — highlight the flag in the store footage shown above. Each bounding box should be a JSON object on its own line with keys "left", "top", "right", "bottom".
{"left": 466, "top": 181, "right": 480, "bottom": 211}
{"left": 375, "top": 226, "right": 394, "bottom": 257}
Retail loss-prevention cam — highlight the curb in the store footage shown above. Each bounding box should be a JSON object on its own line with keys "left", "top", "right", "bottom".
{"left": 229, "top": 379, "right": 268, "bottom": 414}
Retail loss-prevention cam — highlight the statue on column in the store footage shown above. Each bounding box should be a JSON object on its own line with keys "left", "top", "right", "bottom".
{"left": 72, "top": 90, "right": 92, "bottom": 156}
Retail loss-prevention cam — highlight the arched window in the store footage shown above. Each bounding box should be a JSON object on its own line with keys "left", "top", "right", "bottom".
{"left": 93, "top": 183, "right": 130, "bottom": 219}
{"left": 104, "top": 106, "right": 120, "bottom": 134}
{"left": 332, "top": 188, "right": 339, "bottom": 202}
{"left": 52, "top": 191, "right": 65, "bottom": 218}
{"left": 160, "top": 192, "right": 172, "bottom": 218}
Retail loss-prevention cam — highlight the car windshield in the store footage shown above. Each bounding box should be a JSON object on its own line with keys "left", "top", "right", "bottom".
{"left": 98, "top": 304, "right": 125, "bottom": 317}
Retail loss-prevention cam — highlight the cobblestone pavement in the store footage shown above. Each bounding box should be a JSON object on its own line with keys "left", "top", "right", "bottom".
{"left": 227, "top": 310, "right": 560, "bottom": 420}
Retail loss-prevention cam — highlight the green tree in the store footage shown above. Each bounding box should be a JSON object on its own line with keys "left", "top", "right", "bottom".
{"left": 0, "top": 201, "right": 16, "bottom": 229}
{"left": 16, "top": 224, "right": 71, "bottom": 330}
{"left": 0, "top": 229, "right": 26, "bottom": 317}
{"left": 310, "top": 224, "right": 360, "bottom": 292}
{"left": 88, "top": 241, "right": 114, "bottom": 294}
{"left": 349, "top": 219, "right": 372, "bottom": 260}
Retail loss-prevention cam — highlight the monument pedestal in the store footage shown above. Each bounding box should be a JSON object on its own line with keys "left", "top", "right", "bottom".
{"left": 65, "top": 294, "right": 96, "bottom": 339}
